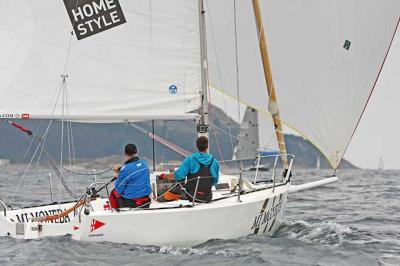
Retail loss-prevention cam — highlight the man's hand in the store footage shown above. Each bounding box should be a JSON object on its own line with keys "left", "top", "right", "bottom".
{"left": 112, "top": 164, "right": 120, "bottom": 173}
{"left": 158, "top": 173, "right": 174, "bottom": 181}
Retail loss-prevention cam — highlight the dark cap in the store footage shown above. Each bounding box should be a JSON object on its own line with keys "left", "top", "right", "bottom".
{"left": 124, "top": 143, "right": 137, "bottom": 156}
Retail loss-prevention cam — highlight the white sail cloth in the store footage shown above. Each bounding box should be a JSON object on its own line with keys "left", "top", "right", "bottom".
{"left": 0, "top": 0, "right": 201, "bottom": 122}
{"left": 206, "top": 0, "right": 400, "bottom": 168}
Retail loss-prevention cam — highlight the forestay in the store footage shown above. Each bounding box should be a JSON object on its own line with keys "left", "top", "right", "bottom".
{"left": 0, "top": 0, "right": 201, "bottom": 122}
{"left": 206, "top": 0, "right": 400, "bottom": 168}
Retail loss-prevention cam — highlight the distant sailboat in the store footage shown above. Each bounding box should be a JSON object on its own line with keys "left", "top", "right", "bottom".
{"left": 378, "top": 157, "right": 384, "bottom": 171}
{"left": 232, "top": 106, "right": 276, "bottom": 171}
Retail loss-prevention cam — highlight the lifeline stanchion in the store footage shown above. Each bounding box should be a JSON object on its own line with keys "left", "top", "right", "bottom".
{"left": 237, "top": 170, "right": 243, "bottom": 203}
{"left": 49, "top": 173, "right": 54, "bottom": 202}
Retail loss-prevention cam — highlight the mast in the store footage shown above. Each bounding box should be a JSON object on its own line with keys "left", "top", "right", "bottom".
{"left": 197, "top": 0, "right": 209, "bottom": 138}
{"left": 251, "top": 0, "right": 289, "bottom": 170}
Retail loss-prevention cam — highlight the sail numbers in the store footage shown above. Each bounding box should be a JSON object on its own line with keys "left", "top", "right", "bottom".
{"left": 63, "top": 0, "right": 126, "bottom": 40}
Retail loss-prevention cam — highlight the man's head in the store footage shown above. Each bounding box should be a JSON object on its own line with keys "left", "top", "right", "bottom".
{"left": 124, "top": 143, "right": 137, "bottom": 159}
{"left": 196, "top": 136, "right": 208, "bottom": 152}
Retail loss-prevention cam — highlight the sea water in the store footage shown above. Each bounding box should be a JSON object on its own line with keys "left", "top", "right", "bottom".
{"left": 0, "top": 168, "right": 398, "bottom": 266}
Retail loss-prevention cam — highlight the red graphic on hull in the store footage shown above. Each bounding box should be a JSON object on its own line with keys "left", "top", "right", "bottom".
{"left": 90, "top": 219, "right": 105, "bottom": 232}
{"left": 73, "top": 226, "right": 79, "bottom": 231}
{"left": 22, "top": 113, "right": 30, "bottom": 119}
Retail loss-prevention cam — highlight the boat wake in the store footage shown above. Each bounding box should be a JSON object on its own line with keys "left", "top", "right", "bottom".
{"left": 128, "top": 220, "right": 354, "bottom": 257}
{"left": 134, "top": 241, "right": 262, "bottom": 258}
{"left": 274, "top": 220, "right": 353, "bottom": 245}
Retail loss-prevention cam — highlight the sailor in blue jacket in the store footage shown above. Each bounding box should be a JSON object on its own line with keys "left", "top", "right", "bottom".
{"left": 109, "top": 144, "right": 152, "bottom": 209}
{"left": 162, "top": 136, "right": 219, "bottom": 202}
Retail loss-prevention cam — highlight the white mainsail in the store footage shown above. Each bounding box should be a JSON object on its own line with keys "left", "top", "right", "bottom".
{"left": 0, "top": 0, "right": 201, "bottom": 122}
{"left": 206, "top": 0, "right": 400, "bottom": 169}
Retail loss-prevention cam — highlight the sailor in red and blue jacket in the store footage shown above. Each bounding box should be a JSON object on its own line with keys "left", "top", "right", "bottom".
{"left": 109, "top": 144, "right": 152, "bottom": 209}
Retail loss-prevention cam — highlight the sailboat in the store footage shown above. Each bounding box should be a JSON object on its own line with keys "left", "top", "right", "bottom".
{"left": 378, "top": 157, "right": 384, "bottom": 171}
{"left": 231, "top": 107, "right": 277, "bottom": 172}
{"left": 0, "top": 0, "right": 399, "bottom": 246}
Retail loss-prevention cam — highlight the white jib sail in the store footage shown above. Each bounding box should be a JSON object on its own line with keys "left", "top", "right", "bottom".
{"left": 206, "top": 0, "right": 400, "bottom": 169}
{"left": 0, "top": 0, "right": 201, "bottom": 122}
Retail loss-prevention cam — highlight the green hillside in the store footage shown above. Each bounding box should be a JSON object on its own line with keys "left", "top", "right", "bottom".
{"left": 0, "top": 106, "right": 355, "bottom": 169}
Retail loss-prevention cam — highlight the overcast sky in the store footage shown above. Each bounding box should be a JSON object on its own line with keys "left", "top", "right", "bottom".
{"left": 344, "top": 26, "right": 400, "bottom": 169}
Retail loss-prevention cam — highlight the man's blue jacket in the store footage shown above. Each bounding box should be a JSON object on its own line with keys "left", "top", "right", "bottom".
{"left": 174, "top": 152, "right": 219, "bottom": 185}
{"left": 114, "top": 158, "right": 151, "bottom": 199}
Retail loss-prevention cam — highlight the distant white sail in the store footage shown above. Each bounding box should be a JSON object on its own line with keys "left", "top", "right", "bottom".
{"left": 378, "top": 157, "right": 384, "bottom": 170}
{"left": 0, "top": 0, "right": 201, "bottom": 122}
{"left": 206, "top": 0, "right": 400, "bottom": 169}
{"left": 233, "top": 107, "right": 259, "bottom": 160}
{"left": 232, "top": 107, "right": 278, "bottom": 160}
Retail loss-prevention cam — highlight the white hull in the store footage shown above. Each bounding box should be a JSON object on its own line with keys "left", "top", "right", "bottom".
{"left": 71, "top": 183, "right": 289, "bottom": 247}
{"left": 0, "top": 171, "right": 336, "bottom": 246}
{"left": 0, "top": 198, "right": 108, "bottom": 238}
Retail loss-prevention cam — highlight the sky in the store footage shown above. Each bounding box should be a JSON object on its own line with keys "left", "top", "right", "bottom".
{"left": 344, "top": 26, "right": 400, "bottom": 169}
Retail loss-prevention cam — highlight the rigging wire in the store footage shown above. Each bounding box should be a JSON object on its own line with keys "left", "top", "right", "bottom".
{"left": 7, "top": 79, "right": 65, "bottom": 205}
{"left": 63, "top": 80, "right": 79, "bottom": 191}
{"left": 60, "top": 79, "right": 65, "bottom": 168}
{"left": 209, "top": 121, "right": 277, "bottom": 152}
{"left": 30, "top": 130, "right": 79, "bottom": 199}
{"left": 160, "top": 121, "right": 168, "bottom": 170}
{"left": 9, "top": 26, "right": 80, "bottom": 203}
{"left": 196, "top": 14, "right": 224, "bottom": 162}
{"left": 8, "top": 130, "right": 46, "bottom": 206}
{"left": 6, "top": 120, "right": 79, "bottom": 201}
{"left": 205, "top": 74, "right": 226, "bottom": 165}
{"left": 205, "top": 0, "right": 239, "bottom": 167}
{"left": 127, "top": 122, "right": 191, "bottom": 157}
{"left": 21, "top": 120, "right": 45, "bottom": 164}
{"left": 34, "top": 121, "right": 53, "bottom": 170}
{"left": 61, "top": 166, "right": 112, "bottom": 176}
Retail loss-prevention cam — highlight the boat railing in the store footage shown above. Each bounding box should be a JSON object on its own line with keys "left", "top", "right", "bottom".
{"left": 181, "top": 176, "right": 214, "bottom": 207}
{"left": 0, "top": 198, "right": 7, "bottom": 216}
{"left": 253, "top": 153, "right": 295, "bottom": 185}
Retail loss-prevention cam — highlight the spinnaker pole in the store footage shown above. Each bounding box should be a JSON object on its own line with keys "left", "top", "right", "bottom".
{"left": 251, "top": 0, "right": 289, "bottom": 170}
{"left": 197, "top": 0, "right": 210, "bottom": 138}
